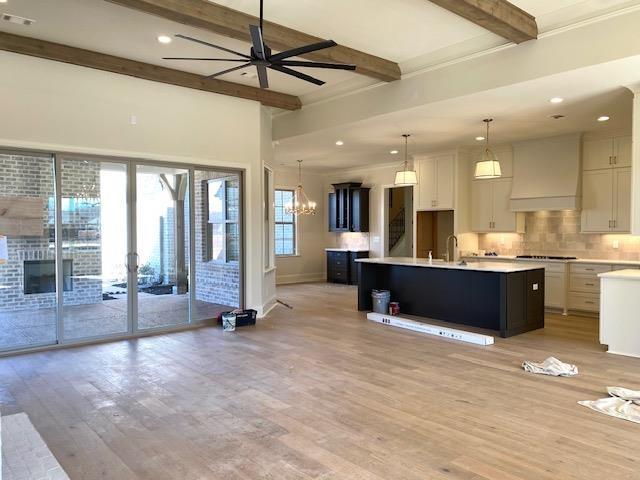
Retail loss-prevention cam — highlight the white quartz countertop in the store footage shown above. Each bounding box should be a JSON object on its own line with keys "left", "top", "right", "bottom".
{"left": 462, "top": 255, "right": 640, "bottom": 266}
{"left": 325, "top": 248, "right": 369, "bottom": 252}
{"left": 599, "top": 269, "right": 640, "bottom": 279}
{"left": 355, "top": 257, "right": 545, "bottom": 273}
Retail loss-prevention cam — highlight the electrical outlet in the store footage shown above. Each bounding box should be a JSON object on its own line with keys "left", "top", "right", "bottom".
{"left": 533, "top": 283, "right": 539, "bottom": 291}
{"left": 500, "top": 236, "right": 505, "bottom": 246}
{"left": 613, "top": 239, "right": 620, "bottom": 249}
{"left": 129, "top": 114, "right": 138, "bottom": 125}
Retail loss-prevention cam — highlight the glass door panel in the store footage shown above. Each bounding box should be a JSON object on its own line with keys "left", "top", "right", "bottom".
{"left": 192, "top": 170, "right": 241, "bottom": 322}
{"left": 60, "top": 158, "right": 129, "bottom": 341}
{"left": 135, "top": 164, "right": 190, "bottom": 329}
{"left": 0, "top": 152, "right": 58, "bottom": 351}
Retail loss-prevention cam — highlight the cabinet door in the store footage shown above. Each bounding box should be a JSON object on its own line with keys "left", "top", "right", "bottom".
{"left": 583, "top": 138, "right": 614, "bottom": 170}
{"left": 350, "top": 188, "right": 370, "bottom": 232}
{"left": 614, "top": 136, "right": 632, "bottom": 168}
{"left": 328, "top": 192, "right": 337, "bottom": 231}
{"left": 471, "top": 180, "right": 493, "bottom": 232}
{"left": 613, "top": 167, "right": 631, "bottom": 232}
{"left": 491, "top": 178, "right": 517, "bottom": 232}
{"left": 416, "top": 158, "right": 436, "bottom": 210}
{"left": 581, "top": 169, "right": 613, "bottom": 232}
{"left": 435, "top": 155, "right": 454, "bottom": 209}
{"left": 545, "top": 272, "right": 565, "bottom": 309}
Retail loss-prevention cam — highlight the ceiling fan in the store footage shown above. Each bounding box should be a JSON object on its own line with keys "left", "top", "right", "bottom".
{"left": 162, "top": 0, "right": 356, "bottom": 89}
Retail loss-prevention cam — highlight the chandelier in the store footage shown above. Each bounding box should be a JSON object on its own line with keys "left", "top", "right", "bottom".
{"left": 474, "top": 118, "right": 502, "bottom": 179}
{"left": 285, "top": 160, "right": 317, "bottom": 215}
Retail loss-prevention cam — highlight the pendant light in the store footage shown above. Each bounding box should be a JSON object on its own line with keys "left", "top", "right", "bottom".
{"left": 474, "top": 118, "right": 502, "bottom": 179}
{"left": 394, "top": 134, "right": 418, "bottom": 186}
{"left": 285, "top": 160, "right": 317, "bottom": 215}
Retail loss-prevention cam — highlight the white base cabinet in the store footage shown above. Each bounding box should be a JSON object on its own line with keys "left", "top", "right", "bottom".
{"left": 599, "top": 270, "right": 640, "bottom": 357}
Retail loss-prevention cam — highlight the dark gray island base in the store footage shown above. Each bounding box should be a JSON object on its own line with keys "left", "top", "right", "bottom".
{"left": 357, "top": 258, "right": 545, "bottom": 338}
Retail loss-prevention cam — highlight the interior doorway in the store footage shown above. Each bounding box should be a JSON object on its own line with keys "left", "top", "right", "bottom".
{"left": 416, "top": 210, "right": 454, "bottom": 260}
{"left": 384, "top": 186, "right": 413, "bottom": 257}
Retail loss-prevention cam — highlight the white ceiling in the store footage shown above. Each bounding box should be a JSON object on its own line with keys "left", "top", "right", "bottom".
{"left": 272, "top": 56, "right": 639, "bottom": 171}
{"left": 1, "top": 0, "right": 638, "bottom": 99}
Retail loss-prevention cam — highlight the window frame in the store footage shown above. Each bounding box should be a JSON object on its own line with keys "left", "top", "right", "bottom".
{"left": 274, "top": 188, "right": 297, "bottom": 257}
{"left": 205, "top": 176, "right": 240, "bottom": 264}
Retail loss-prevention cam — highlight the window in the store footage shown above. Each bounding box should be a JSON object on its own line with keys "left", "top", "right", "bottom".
{"left": 207, "top": 177, "right": 240, "bottom": 262}
{"left": 275, "top": 189, "right": 296, "bottom": 256}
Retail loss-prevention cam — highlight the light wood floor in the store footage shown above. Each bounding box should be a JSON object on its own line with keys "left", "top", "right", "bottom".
{"left": 1, "top": 282, "right": 639, "bottom": 480}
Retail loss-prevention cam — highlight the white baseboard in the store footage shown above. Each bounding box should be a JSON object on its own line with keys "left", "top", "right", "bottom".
{"left": 276, "top": 272, "right": 325, "bottom": 285}
{"left": 258, "top": 295, "right": 278, "bottom": 318}
{"left": 367, "top": 312, "right": 494, "bottom": 346}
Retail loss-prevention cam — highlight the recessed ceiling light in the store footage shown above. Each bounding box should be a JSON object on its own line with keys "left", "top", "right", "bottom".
{"left": 549, "top": 97, "right": 564, "bottom": 104}
{"left": 390, "top": 150, "right": 399, "bottom": 155}
{"left": 157, "top": 35, "right": 172, "bottom": 44}
{"left": 2, "top": 13, "right": 35, "bottom": 25}
{"left": 335, "top": 140, "right": 344, "bottom": 146}
{"left": 475, "top": 136, "right": 485, "bottom": 141}
{"left": 597, "top": 115, "right": 610, "bottom": 122}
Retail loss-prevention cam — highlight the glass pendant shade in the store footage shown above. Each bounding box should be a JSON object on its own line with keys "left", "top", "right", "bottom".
{"left": 284, "top": 160, "right": 317, "bottom": 215}
{"left": 474, "top": 119, "right": 502, "bottom": 179}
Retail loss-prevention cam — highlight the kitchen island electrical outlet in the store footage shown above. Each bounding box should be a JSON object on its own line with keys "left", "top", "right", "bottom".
{"left": 533, "top": 283, "right": 539, "bottom": 291}
{"left": 613, "top": 239, "right": 620, "bottom": 249}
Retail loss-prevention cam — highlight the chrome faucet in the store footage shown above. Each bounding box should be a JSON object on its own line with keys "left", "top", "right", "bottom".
{"left": 445, "top": 235, "right": 458, "bottom": 262}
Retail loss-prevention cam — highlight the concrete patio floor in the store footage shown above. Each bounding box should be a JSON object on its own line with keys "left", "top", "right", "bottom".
{"left": 0, "top": 293, "right": 232, "bottom": 351}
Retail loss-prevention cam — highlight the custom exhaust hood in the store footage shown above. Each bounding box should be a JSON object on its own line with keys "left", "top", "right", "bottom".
{"left": 510, "top": 133, "right": 582, "bottom": 211}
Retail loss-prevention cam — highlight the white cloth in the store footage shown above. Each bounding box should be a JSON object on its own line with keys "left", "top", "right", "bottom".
{"left": 579, "top": 387, "right": 640, "bottom": 424}
{"left": 522, "top": 356, "right": 578, "bottom": 377}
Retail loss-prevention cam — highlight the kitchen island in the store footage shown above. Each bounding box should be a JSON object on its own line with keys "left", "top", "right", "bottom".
{"left": 356, "top": 257, "right": 545, "bottom": 338}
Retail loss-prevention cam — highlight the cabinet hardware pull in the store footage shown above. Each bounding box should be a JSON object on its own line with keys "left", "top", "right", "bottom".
{"left": 609, "top": 156, "right": 613, "bottom": 165}
{"left": 585, "top": 301, "right": 594, "bottom": 304}
{"left": 586, "top": 268, "right": 594, "bottom": 271}
{"left": 613, "top": 155, "right": 617, "bottom": 165}
{"left": 585, "top": 283, "right": 594, "bottom": 286}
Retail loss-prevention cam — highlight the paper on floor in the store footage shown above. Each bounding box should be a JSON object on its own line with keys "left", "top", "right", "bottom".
{"left": 522, "top": 356, "right": 578, "bottom": 376}
{"left": 607, "top": 386, "right": 640, "bottom": 405}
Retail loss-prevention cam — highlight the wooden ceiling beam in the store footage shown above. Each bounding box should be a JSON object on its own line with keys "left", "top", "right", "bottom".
{"left": 104, "top": 0, "right": 401, "bottom": 82}
{"left": 0, "top": 31, "right": 301, "bottom": 110}
{"left": 428, "top": 0, "right": 538, "bottom": 44}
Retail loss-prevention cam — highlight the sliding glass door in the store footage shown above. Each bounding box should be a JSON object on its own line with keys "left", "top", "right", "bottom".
{"left": 0, "top": 152, "right": 58, "bottom": 351}
{"left": 0, "top": 152, "right": 243, "bottom": 354}
{"left": 60, "top": 158, "right": 130, "bottom": 341}
{"left": 134, "top": 164, "right": 191, "bottom": 330}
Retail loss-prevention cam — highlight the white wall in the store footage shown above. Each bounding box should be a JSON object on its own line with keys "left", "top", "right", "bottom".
{"left": 273, "top": 167, "right": 325, "bottom": 284}
{"left": 0, "top": 51, "right": 274, "bottom": 315}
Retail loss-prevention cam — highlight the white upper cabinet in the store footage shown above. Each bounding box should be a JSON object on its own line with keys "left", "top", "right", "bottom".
{"left": 581, "top": 167, "right": 631, "bottom": 233}
{"left": 581, "top": 136, "right": 632, "bottom": 233}
{"left": 583, "top": 136, "right": 631, "bottom": 170}
{"left": 415, "top": 154, "right": 454, "bottom": 210}
{"left": 614, "top": 136, "right": 632, "bottom": 168}
{"left": 613, "top": 167, "right": 631, "bottom": 232}
{"left": 581, "top": 169, "right": 614, "bottom": 232}
{"left": 470, "top": 177, "right": 524, "bottom": 233}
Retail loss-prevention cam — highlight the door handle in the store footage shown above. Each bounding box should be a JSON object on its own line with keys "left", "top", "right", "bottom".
{"left": 126, "top": 253, "right": 140, "bottom": 273}
{"left": 133, "top": 252, "right": 140, "bottom": 273}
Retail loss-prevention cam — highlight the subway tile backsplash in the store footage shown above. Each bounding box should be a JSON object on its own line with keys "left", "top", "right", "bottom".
{"left": 478, "top": 210, "right": 640, "bottom": 261}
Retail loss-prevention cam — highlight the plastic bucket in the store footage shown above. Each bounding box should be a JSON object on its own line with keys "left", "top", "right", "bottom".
{"left": 222, "top": 312, "right": 236, "bottom": 332}
{"left": 371, "top": 289, "right": 391, "bottom": 314}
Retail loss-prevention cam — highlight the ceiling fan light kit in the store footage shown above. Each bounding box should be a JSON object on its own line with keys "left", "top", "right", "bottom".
{"left": 163, "top": 0, "right": 356, "bottom": 89}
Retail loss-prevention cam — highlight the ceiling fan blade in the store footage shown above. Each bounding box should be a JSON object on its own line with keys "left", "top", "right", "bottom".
{"left": 277, "top": 60, "right": 356, "bottom": 71}
{"left": 269, "top": 40, "right": 337, "bottom": 62}
{"left": 206, "top": 63, "right": 251, "bottom": 79}
{"left": 175, "top": 34, "right": 251, "bottom": 59}
{"left": 256, "top": 65, "right": 269, "bottom": 89}
{"left": 163, "top": 57, "right": 249, "bottom": 61}
{"left": 269, "top": 64, "right": 325, "bottom": 86}
{"left": 249, "top": 25, "right": 266, "bottom": 60}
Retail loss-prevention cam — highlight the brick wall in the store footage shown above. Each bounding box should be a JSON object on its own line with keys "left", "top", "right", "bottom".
{"left": 194, "top": 170, "right": 240, "bottom": 308}
{"left": 0, "top": 155, "right": 102, "bottom": 313}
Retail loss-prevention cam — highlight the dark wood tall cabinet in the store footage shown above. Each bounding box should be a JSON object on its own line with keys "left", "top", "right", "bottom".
{"left": 328, "top": 182, "right": 370, "bottom": 232}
